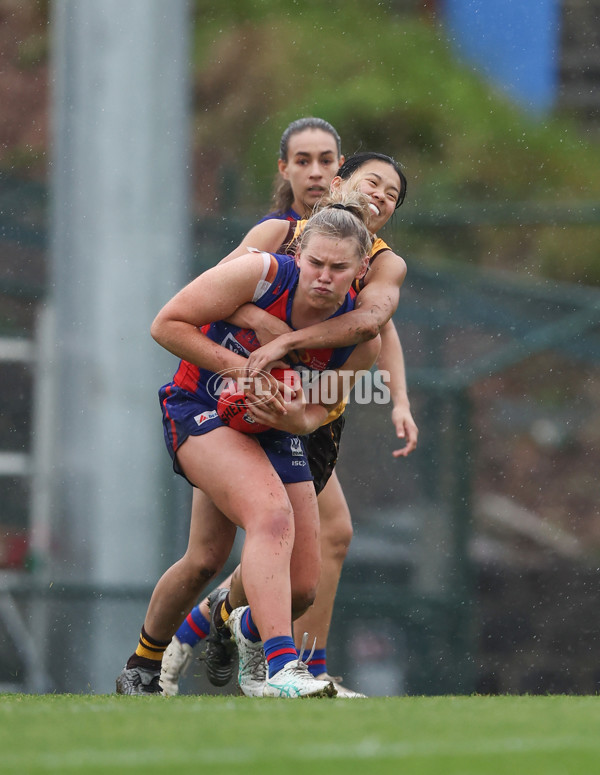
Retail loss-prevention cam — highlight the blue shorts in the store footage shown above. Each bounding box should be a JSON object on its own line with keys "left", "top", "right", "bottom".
{"left": 159, "top": 383, "right": 313, "bottom": 486}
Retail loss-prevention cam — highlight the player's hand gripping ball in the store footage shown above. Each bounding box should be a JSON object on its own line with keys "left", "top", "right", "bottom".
{"left": 217, "top": 368, "right": 296, "bottom": 434}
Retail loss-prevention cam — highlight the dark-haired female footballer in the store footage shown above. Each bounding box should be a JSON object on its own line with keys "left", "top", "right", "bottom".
{"left": 256, "top": 116, "right": 343, "bottom": 223}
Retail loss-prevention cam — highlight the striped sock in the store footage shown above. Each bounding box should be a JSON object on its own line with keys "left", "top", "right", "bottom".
{"left": 306, "top": 648, "right": 327, "bottom": 677}
{"left": 240, "top": 608, "right": 261, "bottom": 643}
{"left": 126, "top": 626, "right": 170, "bottom": 671}
{"left": 264, "top": 636, "right": 298, "bottom": 678}
{"left": 214, "top": 594, "right": 233, "bottom": 630}
{"left": 175, "top": 606, "right": 210, "bottom": 647}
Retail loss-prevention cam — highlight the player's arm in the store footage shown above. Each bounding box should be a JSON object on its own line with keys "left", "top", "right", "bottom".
{"left": 217, "top": 219, "right": 295, "bottom": 343}
{"left": 246, "top": 383, "right": 329, "bottom": 436}
{"left": 377, "top": 319, "right": 418, "bottom": 457}
{"left": 218, "top": 219, "right": 291, "bottom": 264}
{"left": 245, "top": 249, "right": 406, "bottom": 374}
{"left": 321, "top": 335, "right": 382, "bottom": 411}
{"left": 247, "top": 336, "right": 381, "bottom": 435}
{"left": 151, "top": 253, "right": 274, "bottom": 380}
{"left": 226, "top": 303, "right": 293, "bottom": 346}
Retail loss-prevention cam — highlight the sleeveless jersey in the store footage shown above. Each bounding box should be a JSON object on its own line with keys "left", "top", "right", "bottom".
{"left": 255, "top": 206, "right": 301, "bottom": 225}
{"left": 271, "top": 220, "right": 392, "bottom": 422}
{"left": 170, "top": 252, "right": 357, "bottom": 410}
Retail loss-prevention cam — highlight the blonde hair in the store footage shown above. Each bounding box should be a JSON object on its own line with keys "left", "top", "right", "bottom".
{"left": 298, "top": 189, "right": 373, "bottom": 261}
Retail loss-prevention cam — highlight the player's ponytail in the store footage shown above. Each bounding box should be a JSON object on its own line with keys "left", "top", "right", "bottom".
{"left": 299, "top": 189, "right": 373, "bottom": 260}
{"left": 315, "top": 187, "right": 373, "bottom": 226}
{"left": 271, "top": 176, "right": 295, "bottom": 215}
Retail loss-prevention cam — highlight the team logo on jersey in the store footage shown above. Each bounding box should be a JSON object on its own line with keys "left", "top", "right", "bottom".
{"left": 194, "top": 410, "right": 218, "bottom": 426}
{"left": 290, "top": 436, "right": 303, "bottom": 457}
{"left": 221, "top": 332, "right": 250, "bottom": 357}
{"left": 297, "top": 348, "right": 333, "bottom": 371}
{"left": 234, "top": 328, "right": 260, "bottom": 351}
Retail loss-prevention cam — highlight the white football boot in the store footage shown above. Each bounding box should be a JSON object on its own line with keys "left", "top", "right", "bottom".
{"left": 226, "top": 606, "right": 267, "bottom": 697}
{"left": 263, "top": 633, "right": 336, "bottom": 698}
{"left": 264, "top": 660, "right": 336, "bottom": 698}
{"left": 315, "top": 672, "right": 366, "bottom": 698}
{"left": 160, "top": 636, "right": 194, "bottom": 697}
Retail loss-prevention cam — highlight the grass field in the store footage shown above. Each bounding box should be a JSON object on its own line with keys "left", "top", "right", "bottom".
{"left": 1, "top": 694, "right": 599, "bottom": 774}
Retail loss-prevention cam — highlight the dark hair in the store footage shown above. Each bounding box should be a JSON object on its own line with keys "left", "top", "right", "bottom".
{"left": 271, "top": 117, "right": 342, "bottom": 215}
{"left": 279, "top": 117, "right": 342, "bottom": 161}
{"left": 336, "top": 152, "right": 407, "bottom": 208}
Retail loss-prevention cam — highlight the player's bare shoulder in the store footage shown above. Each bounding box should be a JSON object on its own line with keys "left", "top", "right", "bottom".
{"left": 245, "top": 218, "right": 291, "bottom": 251}
{"left": 219, "top": 219, "right": 291, "bottom": 264}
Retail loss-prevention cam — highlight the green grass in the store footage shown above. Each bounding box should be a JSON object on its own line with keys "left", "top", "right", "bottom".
{"left": 1, "top": 694, "right": 599, "bottom": 774}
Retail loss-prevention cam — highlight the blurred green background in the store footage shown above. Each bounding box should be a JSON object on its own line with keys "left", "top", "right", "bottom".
{"left": 0, "top": 0, "right": 599, "bottom": 696}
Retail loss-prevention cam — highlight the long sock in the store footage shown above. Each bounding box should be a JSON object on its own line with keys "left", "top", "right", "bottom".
{"left": 240, "top": 607, "right": 261, "bottom": 643}
{"left": 126, "top": 626, "right": 170, "bottom": 671}
{"left": 213, "top": 593, "right": 233, "bottom": 630}
{"left": 264, "top": 636, "right": 298, "bottom": 678}
{"left": 175, "top": 605, "right": 210, "bottom": 648}
{"left": 306, "top": 647, "right": 327, "bottom": 677}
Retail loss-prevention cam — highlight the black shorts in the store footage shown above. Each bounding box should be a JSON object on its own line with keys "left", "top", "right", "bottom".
{"left": 303, "top": 414, "right": 345, "bottom": 496}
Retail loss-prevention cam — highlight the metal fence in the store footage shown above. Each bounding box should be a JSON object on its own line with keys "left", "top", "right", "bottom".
{"left": 1, "top": 181, "right": 600, "bottom": 694}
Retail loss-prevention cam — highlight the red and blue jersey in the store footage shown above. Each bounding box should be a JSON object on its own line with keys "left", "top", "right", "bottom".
{"left": 255, "top": 206, "right": 301, "bottom": 225}
{"left": 169, "top": 252, "right": 357, "bottom": 410}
